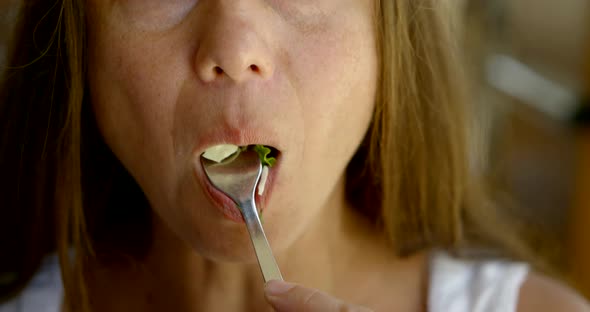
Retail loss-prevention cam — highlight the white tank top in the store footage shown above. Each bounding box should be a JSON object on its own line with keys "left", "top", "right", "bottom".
{"left": 0, "top": 255, "right": 63, "bottom": 312}
{"left": 0, "top": 252, "right": 529, "bottom": 312}
{"left": 429, "top": 252, "right": 529, "bottom": 312}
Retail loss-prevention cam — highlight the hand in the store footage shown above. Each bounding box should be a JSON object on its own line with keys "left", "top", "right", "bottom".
{"left": 264, "top": 280, "right": 374, "bottom": 312}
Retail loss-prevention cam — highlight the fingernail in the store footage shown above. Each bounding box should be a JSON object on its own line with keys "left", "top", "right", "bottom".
{"left": 265, "top": 280, "right": 295, "bottom": 296}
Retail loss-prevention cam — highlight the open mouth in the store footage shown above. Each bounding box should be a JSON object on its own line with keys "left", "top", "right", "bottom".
{"left": 197, "top": 144, "right": 281, "bottom": 223}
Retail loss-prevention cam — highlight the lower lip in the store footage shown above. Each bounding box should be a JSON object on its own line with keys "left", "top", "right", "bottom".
{"left": 195, "top": 160, "right": 278, "bottom": 224}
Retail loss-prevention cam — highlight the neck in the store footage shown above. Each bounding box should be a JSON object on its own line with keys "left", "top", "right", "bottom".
{"left": 86, "top": 178, "right": 424, "bottom": 311}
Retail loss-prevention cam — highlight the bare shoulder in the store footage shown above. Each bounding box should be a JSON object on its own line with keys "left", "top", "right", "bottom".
{"left": 518, "top": 272, "right": 590, "bottom": 312}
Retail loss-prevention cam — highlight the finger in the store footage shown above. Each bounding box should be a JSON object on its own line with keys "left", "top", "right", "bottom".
{"left": 264, "top": 280, "right": 373, "bottom": 312}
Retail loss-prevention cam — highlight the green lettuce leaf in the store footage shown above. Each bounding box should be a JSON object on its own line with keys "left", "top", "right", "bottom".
{"left": 253, "top": 145, "right": 276, "bottom": 167}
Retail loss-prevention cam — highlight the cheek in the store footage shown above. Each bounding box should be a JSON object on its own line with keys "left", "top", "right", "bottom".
{"left": 88, "top": 29, "right": 187, "bottom": 205}
{"left": 263, "top": 8, "right": 377, "bottom": 241}
{"left": 290, "top": 23, "right": 377, "bottom": 160}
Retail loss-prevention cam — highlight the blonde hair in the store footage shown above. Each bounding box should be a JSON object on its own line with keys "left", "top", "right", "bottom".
{"left": 372, "top": 0, "right": 468, "bottom": 252}
{"left": 0, "top": 0, "right": 540, "bottom": 310}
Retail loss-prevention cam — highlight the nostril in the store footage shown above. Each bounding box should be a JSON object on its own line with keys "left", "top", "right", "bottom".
{"left": 249, "top": 64, "right": 260, "bottom": 73}
{"left": 214, "top": 66, "right": 224, "bottom": 75}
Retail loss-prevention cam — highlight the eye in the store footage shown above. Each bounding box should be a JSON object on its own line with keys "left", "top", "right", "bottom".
{"left": 119, "top": 0, "right": 199, "bottom": 31}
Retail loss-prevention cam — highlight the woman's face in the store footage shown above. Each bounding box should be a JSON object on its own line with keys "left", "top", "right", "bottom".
{"left": 87, "top": 0, "right": 378, "bottom": 261}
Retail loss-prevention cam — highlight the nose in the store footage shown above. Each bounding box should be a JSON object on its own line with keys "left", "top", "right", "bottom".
{"left": 194, "top": 3, "right": 274, "bottom": 84}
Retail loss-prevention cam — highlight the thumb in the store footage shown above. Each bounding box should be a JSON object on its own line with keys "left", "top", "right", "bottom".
{"left": 264, "top": 280, "right": 373, "bottom": 312}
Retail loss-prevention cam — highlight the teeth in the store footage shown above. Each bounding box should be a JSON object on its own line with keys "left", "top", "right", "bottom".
{"left": 202, "top": 144, "right": 240, "bottom": 163}
{"left": 257, "top": 166, "right": 269, "bottom": 196}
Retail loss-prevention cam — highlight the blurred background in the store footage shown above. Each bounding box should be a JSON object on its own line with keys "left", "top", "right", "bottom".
{"left": 1, "top": 0, "right": 590, "bottom": 299}
{"left": 458, "top": 0, "right": 590, "bottom": 297}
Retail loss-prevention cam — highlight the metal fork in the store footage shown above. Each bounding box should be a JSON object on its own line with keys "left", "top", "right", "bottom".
{"left": 201, "top": 149, "right": 283, "bottom": 282}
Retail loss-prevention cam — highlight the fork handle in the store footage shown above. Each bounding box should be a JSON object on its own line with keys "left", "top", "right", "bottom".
{"left": 240, "top": 199, "right": 283, "bottom": 283}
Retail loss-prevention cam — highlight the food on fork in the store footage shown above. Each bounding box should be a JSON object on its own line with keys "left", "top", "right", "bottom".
{"left": 201, "top": 144, "right": 277, "bottom": 197}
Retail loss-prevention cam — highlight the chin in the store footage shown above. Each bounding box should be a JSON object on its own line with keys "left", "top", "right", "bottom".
{"left": 190, "top": 214, "right": 294, "bottom": 263}
{"left": 151, "top": 177, "right": 305, "bottom": 264}
{"left": 190, "top": 223, "right": 262, "bottom": 263}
